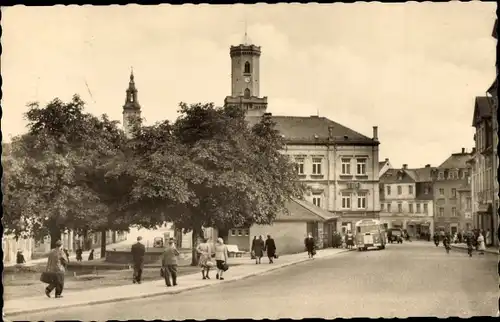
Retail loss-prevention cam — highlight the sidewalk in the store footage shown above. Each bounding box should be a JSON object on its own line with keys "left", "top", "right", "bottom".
{"left": 451, "top": 243, "right": 498, "bottom": 254}
{"left": 4, "top": 248, "right": 353, "bottom": 316}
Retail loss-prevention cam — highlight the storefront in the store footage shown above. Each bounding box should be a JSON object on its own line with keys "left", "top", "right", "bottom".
{"left": 406, "top": 220, "right": 432, "bottom": 239}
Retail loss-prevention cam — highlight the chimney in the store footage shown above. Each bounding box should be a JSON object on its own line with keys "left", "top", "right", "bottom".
{"left": 425, "top": 164, "right": 430, "bottom": 168}
{"left": 403, "top": 164, "right": 408, "bottom": 169}
{"left": 263, "top": 112, "right": 272, "bottom": 117}
{"left": 328, "top": 126, "right": 334, "bottom": 139}
{"left": 385, "top": 158, "right": 389, "bottom": 162}
{"left": 471, "top": 147, "right": 476, "bottom": 154}
{"left": 461, "top": 147, "right": 465, "bottom": 154}
{"left": 373, "top": 126, "right": 378, "bottom": 140}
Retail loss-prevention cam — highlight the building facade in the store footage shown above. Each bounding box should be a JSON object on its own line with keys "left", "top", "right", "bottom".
{"left": 433, "top": 149, "right": 472, "bottom": 235}
{"left": 379, "top": 165, "right": 435, "bottom": 238}
{"left": 224, "top": 37, "right": 381, "bottom": 247}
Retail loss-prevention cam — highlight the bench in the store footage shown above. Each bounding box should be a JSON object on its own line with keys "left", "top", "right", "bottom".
{"left": 226, "top": 245, "right": 245, "bottom": 258}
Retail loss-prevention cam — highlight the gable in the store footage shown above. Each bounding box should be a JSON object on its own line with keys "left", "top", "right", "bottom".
{"left": 472, "top": 96, "right": 491, "bottom": 127}
{"left": 380, "top": 169, "right": 415, "bottom": 184}
{"left": 275, "top": 198, "right": 336, "bottom": 222}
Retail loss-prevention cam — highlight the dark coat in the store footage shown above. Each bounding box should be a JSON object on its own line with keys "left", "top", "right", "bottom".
{"left": 131, "top": 242, "right": 146, "bottom": 265}
{"left": 252, "top": 239, "right": 265, "bottom": 257}
{"left": 265, "top": 238, "right": 276, "bottom": 257}
{"left": 304, "top": 237, "right": 315, "bottom": 251}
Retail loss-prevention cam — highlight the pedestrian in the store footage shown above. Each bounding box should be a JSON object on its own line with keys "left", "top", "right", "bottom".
{"left": 42, "top": 240, "right": 68, "bottom": 298}
{"left": 16, "top": 250, "right": 26, "bottom": 265}
{"left": 196, "top": 237, "right": 213, "bottom": 279}
{"left": 131, "top": 236, "right": 146, "bottom": 284}
{"left": 477, "top": 232, "right": 486, "bottom": 255}
{"left": 457, "top": 231, "right": 463, "bottom": 244}
{"left": 486, "top": 230, "right": 492, "bottom": 247}
{"left": 252, "top": 235, "right": 265, "bottom": 264}
{"left": 214, "top": 237, "right": 229, "bottom": 280}
{"left": 265, "top": 234, "right": 277, "bottom": 264}
{"left": 75, "top": 247, "right": 83, "bottom": 262}
{"left": 88, "top": 249, "right": 94, "bottom": 261}
{"left": 161, "top": 238, "right": 180, "bottom": 287}
{"left": 346, "top": 231, "right": 354, "bottom": 249}
{"left": 304, "top": 233, "right": 316, "bottom": 259}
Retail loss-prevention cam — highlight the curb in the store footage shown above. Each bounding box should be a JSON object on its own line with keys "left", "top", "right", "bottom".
{"left": 5, "top": 249, "right": 352, "bottom": 317}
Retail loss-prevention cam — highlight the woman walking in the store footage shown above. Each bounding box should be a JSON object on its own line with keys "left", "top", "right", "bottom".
{"left": 214, "top": 238, "right": 229, "bottom": 280}
{"left": 265, "top": 235, "right": 277, "bottom": 264}
{"left": 252, "top": 235, "right": 265, "bottom": 264}
{"left": 196, "top": 237, "right": 213, "bottom": 279}
{"left": 477, "top": 232, "right": 486, "bottom": 255}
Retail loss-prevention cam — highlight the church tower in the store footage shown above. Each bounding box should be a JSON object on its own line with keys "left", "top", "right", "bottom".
{"left": 224, "top": 33, "right": 268, "bottom": 117}
{"left": 122, "top": 69, "right": 142, "bottom": 137}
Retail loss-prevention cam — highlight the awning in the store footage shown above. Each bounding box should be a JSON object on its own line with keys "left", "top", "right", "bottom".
{"left": 392, "top": 220, "right": 403, "bottom": 226}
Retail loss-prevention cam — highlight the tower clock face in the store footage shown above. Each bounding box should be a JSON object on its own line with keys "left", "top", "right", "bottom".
{"left": 244, "top": 77, "right": 251, "bottom": 83}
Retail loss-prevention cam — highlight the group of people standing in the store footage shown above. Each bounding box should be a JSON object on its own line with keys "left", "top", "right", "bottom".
{"left": 251, "top": 235, "right": 277, "bottom": 264}
{"left": 433, "top": 229, "right": 490, "bottom": 255}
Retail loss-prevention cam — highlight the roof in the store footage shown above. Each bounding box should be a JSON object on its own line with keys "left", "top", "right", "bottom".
{"left": 378, "top": 161, "right": 386, "bottom": 171}
{"left": 246, "top": 115, "right": 376, "bottom": 145}
{"left": 275, "top": 198, "right": 338, "bottom": 222}
{"left": 472, "top": 96, "right": 492, "bottom": 127}
{"left": 380, "top": 166, "right": 437, "bottom": 183}
{"left": 438, "top": 153, "right": 471, "bottom": 169}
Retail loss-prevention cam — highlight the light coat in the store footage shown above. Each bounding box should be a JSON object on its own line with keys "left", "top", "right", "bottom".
{"left": 214, "top": 244, "right": 228, "bottom": 261}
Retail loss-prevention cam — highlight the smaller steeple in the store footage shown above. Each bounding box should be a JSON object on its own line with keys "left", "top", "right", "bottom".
{"left": 242, "top": 18, "right": 252, "bottom": 45}
{"left": 123, "top": 68, "right": 141, "bottom": 137}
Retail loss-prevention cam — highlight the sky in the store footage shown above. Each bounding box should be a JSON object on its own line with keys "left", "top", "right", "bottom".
{"left": 2, "top": 3, "right": 496, "bottom": 168}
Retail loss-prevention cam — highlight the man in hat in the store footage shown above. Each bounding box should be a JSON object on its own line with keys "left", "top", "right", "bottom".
{"left": 44, "top": 240, "right": 68, "bottom": 298}
{"left": 162, "top": 238, "right": 180, "bottom": 287}
{"left": 131, "top": 236, "right": 146, "bottom": 284}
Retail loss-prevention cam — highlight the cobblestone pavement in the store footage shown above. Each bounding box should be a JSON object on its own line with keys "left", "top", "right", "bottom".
{"left": 16, "top": 242, "right": 497, "bottom": 320}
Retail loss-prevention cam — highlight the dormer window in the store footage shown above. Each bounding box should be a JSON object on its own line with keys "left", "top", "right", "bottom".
{"left": 244, "top": 61, "right": 251, "bottom": 74}
{"left": 438, "top": 171, "right": 444, "bottom": 180}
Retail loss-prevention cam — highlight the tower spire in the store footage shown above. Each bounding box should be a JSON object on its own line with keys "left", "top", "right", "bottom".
{"left": 244, "top": 19, "right": 248, "bottom": 45}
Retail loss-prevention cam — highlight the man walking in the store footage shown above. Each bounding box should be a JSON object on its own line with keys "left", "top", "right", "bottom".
{"left": 43, "top": 240, "right": 68, "bottom": 298}
{"left": 131, "top": 236, "right": 146, "bottom": 284}
{"left": 304, "top": 233, "right": 316, "bottom": 259}
{"left": 162, "top": 238, "right": 180, "bottom": 287}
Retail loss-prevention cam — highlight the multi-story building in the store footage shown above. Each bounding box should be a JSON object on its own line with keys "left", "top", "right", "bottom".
{"left": 379, "top": 164, "right": 435, "bottom": 238}
{"left": 433, "top": 149, "right": 472, "bottom": 235}
{"left": 223, "top": 37, "right": 381, "bottom": 249}
{"left": 468, "top": 19, "right": 498, "bottom": 247}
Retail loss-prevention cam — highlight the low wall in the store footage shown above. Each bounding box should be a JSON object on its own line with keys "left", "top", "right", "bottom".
{"left": 105, "top": 248, "right": 192, "bottom": 264}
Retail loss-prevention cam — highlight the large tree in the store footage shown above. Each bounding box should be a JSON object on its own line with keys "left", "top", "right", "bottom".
{"left": 3, "top": 95, "right": 130, "bottom": 251}
{"left": 127, "top": 102, "right": 304, "bottom": 265}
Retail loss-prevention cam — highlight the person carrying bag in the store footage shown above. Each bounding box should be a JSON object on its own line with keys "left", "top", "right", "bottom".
{"left": 41, "top": 240, "right": 68, "bottom": 298}
{"left": 214, "top": 238, "right": 229, "bottom": 280}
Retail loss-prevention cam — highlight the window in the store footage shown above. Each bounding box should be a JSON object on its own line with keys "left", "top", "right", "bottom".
{"left": 238, "top": 229, "right": 243, "bottom": 236}
{"left": 244, "top": 88, "right": 251, "bottom": 98}
{"left": 295, "top": 158, "right": 305, "bottom": 175}
{"left": 387, "top": 186, "right": 391, "bottom": 195}
{"left": 357, "top": 192, "right": 367, "bottom": 209}
{"left": 312, "top": 196, "right": 321, "bottom": 208}
{"left": 356, "top": 159, "right": 367, "bottom": 175}
{"left": 451, "top": 207, "right": 457, "bottom": 217}
{"left": 244, "top": 61, "right": 251, "bottom": 74}
{"left": 438, "top": 172, "right": 444, "bottom": 180}
{"left": 439, "top": 188, "right": 445, "bottom": 195}
{"left": 341, "top": 158, "right": 351, "bottom": 175}
{"left": 451, "top": 188, "right": 456, "bottom": 198}
{"left": 408, "top": 185, "right": 414, "bottom": 194}
{"left": 466, "top": 197, "right": 472, "bottom": 209}
{"left": 424, "top": 187, "right": 429, "bottom": 194}
{"left": 381, "top": 203, "right": 384, "bottom": 211}
{"left": 409, "top": 203, "right": 414, "bottom": 213}
{"left": 341, "top": 193, "right": 351, "bottom": 209}
{"left": 397, "top": 186, "right": 402, "bottom": 195}
{"left": 423, "top": 203, "right": 428, "bottom": 213}
{"left": 439, "top": 207, "right": 444, "bottom": 217}
{"left": 312, "top": 158, "right": 322, "bottom": 175}
{"left": 398, "top": 203, "right": 402, "bottom": 213}
{"left": 448, "top": 171, "right": 455, "bottom": 180}
{"left": 416, "top": 203, "right": 421, "bottom": 213}
{"left": 387, "top": 204, "right": 392, "bottom": 212}
{"left": 231, "top": 229, "right": 236, "bottom": 236}
{"left": 244, "top": 229, "right": 249, "bottom": 236}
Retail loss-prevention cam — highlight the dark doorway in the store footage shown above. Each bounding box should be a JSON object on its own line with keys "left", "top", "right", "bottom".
{"left": 218, "top": 228, "right": 229, "bottom": 244}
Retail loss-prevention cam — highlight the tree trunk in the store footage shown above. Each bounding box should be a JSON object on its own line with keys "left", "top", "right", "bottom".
{"left": 49, "top": 225, "right": 62, "bottom": 249}
{"left": 100, "top": 229, "right": 107, "bottom": 259}
{"left": 190, "top": 226, "right": 202, "bottom": 266}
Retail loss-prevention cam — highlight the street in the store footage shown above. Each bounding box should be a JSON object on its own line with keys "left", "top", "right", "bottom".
{"left": 17, "top": 242, "right": 497, "bottom": 320}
